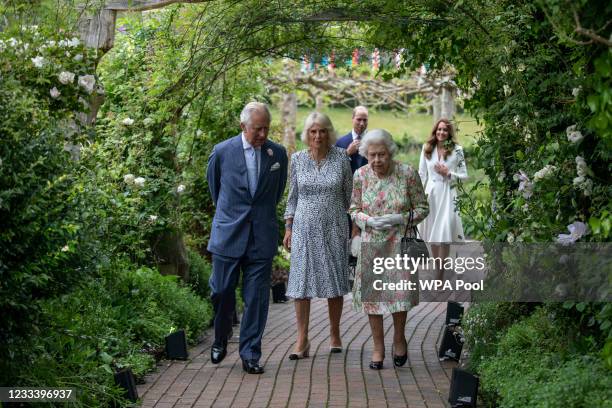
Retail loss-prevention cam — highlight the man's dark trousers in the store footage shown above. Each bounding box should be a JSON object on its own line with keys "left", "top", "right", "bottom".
{"left": 210, "top": 237, "right": 272, "bottom": 362}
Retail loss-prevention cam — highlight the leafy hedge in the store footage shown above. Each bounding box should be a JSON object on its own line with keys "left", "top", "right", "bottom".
{"left": 464, "top": 303, "right": 612, "bottom": 407}
{"left": 0, "top": 21, "right": 216, "bottom": 407}
{"left": 18, "top": 261, "right": 211, "bottom": 405}
{"left": 0, "top": 24, "right": 99, "bottom": 368}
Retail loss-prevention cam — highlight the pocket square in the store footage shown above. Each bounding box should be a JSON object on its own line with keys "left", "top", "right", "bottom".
{"left": 270, "top": 162, "right": 281, "bottom": 171}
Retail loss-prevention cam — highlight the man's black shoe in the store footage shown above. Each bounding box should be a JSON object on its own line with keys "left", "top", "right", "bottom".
{"left": 242, "top": 359, "right": 264, "bottom": 374}
{"left": 211, "top": 345, "right": 227, "bottom": 364}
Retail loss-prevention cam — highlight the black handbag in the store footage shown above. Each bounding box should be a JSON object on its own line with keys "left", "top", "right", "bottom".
{"left": 401, "top": 210, "right": 429, "bottom": 260}
{"left": 400, "top": 211, "right": 427, "bottom": 306}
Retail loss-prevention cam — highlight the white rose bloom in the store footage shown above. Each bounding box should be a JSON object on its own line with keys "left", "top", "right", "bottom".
{"left": 31, "top": 56, "right": 45, "bottom": 68}
{"left": 572, "top": 86, "right": 582, "bottom": 97}
{"left": 177, "top": 184, "right": 186, "bottom": 194}
{"left": 581, "top": 178, "right": 593, "bottom": 196}
{"left": 61, "top": 245, "right": 70, "bottom": 252}
{"left": 500, "top": 65, "right": 510, "bottom": 74}
{"left": 149, "top": 215, "right": 158, "bottom": 222}
{"left": 575, "top": 156, "right": 588, "bottom": 177}
{"left": 515, "top": 170, "right": 533, "bottom": 199}
{"left": 513, "top": 115, "right": 520, "bottom": 127}
{"left": 497, "top": 171, "right": 506, "bottom": 183}
{"left": 507, "top": 232, "right": 515, "bottom": 243}
{"left": 533, "top": 165, "right": 556, "bottom": 182}
{"left": 58, "top": 71, "right": 75, "bottom": 85}
{"left": 573, "top": 175, "right": 585, "bottom": 186}
{"left": 123, "top": 174, "right": 135, "bottom": 184}
{"left": 73, "top": 53, "right": 83, "bottom": 62}
{"left": 134, "top": 177, "right": 146, "bottom": 187}
{"left": 196, "top": 129, "right": 203, "bottom": 137}
{"left": 566, "top": 125, "right": 583, "bottom": 144}
{"left": 78, "top": 74, "right": 95, "bottom": 94}
{"left": 69, "top": 37, "right": 80, "bottom": 47}
{"left": 143, "top": 117, "right": 154, "bottom": 126}
{"left": 50, "top": 87, "right": 61, "bottom": 98}
{"left": 122, "top": 117, "right": 134, "bottom": 126}
{"left": 503, "top": 85, "right": 512, "bottom": 96}
{"left": 47, "top": 40, "right": 56, "bottom": 47}
{"left": 556, "top": 221, "right": 588, "bottom": 245}
{"left": 517, "top": 63, "right": 526, "bottom": 72}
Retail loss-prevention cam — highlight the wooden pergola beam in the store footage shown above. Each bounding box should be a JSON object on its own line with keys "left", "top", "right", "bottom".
{"left": 103, "top": 0, "right": 209, "bottom": 12}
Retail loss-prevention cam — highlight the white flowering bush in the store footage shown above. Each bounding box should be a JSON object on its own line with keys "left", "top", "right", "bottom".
{"left": 0, "top": 24, "right": 99, "bottom": 383}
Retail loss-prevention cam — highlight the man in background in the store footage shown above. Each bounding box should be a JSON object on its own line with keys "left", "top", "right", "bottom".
{"left": 335, "top": 105, "right": 369, "bottom": 173}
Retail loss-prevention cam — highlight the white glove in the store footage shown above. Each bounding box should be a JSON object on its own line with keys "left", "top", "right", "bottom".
{"left": 378, "top": 214, "right": 403, "bottom": 228}
{"left": 350, "top": 236, "right": 361, "bottom": 257}
{"left": 366, "top": 216, "right": 387, "bottom": 230}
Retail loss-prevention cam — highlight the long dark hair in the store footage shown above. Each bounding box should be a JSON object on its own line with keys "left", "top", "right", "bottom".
{"left": 424, "top": 118, "right": 456, "bottom": 160}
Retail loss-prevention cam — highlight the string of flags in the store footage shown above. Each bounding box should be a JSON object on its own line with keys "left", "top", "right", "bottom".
{"left": 299, "top": 48, "right": 405, "bottom": 73}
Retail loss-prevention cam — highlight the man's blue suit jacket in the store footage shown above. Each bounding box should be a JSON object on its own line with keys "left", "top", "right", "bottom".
{"left": 207, "top": 135, "right": 288, "bottom": 259}
{"left": 336, "top": 132, "right": 368, "bottom": 173}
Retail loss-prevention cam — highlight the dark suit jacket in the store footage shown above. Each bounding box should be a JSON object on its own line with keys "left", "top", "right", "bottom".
{"left": 336, "top": 132, "right": 368, "bottom": 173}
{"left": 207, "top": 134, "right": 288, "bottom": 259}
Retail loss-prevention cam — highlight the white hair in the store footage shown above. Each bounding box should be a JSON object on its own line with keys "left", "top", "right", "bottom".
{"left": 240, "top": 102, "right": 271, "bottom": 125}
{"left": 300, "top": 111, "right": 337, "bottom": 146}
{"left": 352, "top": 105, "right": 368, "bottom": 117}
{"left": 358, "top": 129, "right": 398, "bottom": 157}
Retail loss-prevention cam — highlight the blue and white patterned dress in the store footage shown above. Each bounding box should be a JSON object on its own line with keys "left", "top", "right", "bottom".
{"left": 284, "top": 146, "right": 352, "bottom": 298}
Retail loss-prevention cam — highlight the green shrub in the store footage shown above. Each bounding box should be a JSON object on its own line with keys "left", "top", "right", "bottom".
{"left": 0, "top": 26, "right": 99, "bottom": 382}
{"left": 471, "top": 306, "right": 612, "bottom": 407}
{"left": 187, "top": 249, "right": 213, "bottom": 300}
{"left": 12, "top": 260, "right": 211, "bottom": 406}
{"left": 480, "top": 351, "right": 612, "bottom": 408}
{"left": 462, "top": 302, "right": 536, "bottom": 371}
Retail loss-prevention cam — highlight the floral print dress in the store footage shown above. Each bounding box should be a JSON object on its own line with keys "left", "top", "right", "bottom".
{"left": 284, "top": 147, "right": 353, "bottom": 299}
{"left": 349, "top": 161, "right": 429, "bottom": 314}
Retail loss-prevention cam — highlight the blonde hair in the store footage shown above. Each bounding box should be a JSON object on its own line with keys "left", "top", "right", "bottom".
{"left": 301, "top": 111, "right": 337, "bottom": 146}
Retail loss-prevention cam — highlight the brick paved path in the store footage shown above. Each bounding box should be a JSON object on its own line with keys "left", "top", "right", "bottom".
{"left": 138, "top": 298, "right": 457, "bottom": 407}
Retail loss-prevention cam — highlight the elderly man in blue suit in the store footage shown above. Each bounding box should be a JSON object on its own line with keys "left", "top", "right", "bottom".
{"left": 207, "top": 102, "right": 288, "bottom": 374}
{"left": 335, "top": 105, "right": 369, "bottom": 173}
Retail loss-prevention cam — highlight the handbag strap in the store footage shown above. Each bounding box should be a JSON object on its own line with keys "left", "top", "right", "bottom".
{"left": 403, "top": 210, "right": 422, "bottom": 240}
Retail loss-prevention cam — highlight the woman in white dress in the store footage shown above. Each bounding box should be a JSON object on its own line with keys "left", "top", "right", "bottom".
{"left": 418, "top": 118, "right": 468, "bottom": 279}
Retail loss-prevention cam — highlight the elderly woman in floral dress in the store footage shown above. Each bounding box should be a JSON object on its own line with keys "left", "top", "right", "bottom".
{"left": 350, "top": 129, "right": 429, "bottom": 370}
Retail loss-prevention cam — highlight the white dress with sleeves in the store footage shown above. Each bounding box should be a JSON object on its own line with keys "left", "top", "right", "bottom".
{"left": 417, "top": 145, "right": 468, "bottom": 243}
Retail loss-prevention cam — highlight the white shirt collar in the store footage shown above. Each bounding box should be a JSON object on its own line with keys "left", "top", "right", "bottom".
{"left": 352, "top": 129, "right": 364, "bottom": 140}
{"left": 241, "top": 132, "right": 259, "bottom": 150}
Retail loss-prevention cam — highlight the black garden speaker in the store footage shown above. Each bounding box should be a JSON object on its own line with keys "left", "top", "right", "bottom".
{"left": 114, "top": 367, "right": 138, "bottom": 402}
{"left": 445, "top": 301, "right": 464, "bottom": 326}
{"left": 438, "top": 326, "right": 463, "bottom": 361}
{"left": 448, "top": 367, "right": 479, "bottom": 407}
{"left": 165, "top": 329, "right": 188, "bottom": 360}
